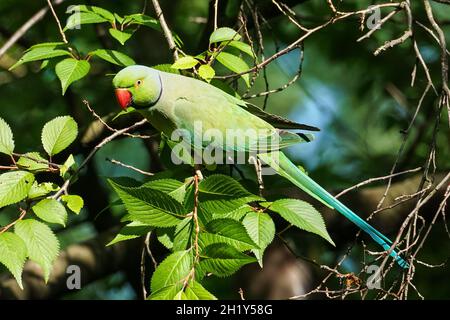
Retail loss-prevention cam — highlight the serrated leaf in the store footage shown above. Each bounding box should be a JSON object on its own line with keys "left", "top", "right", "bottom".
{"left": 215, "top": 51, "right": 250, "bottom": 86}
{"left": 9, "top": 45, "right": 70, "bottom": 70}
{"left": 150, "top": 250, "right": 193, "bottom": 292}
{"left": 61, "top": 194, "right": 84, "bottom": 214}
{"left": 109, "top": 28, "right": 134, "bottom": 45}
{"left": 209, "top": 27, "right": 241, "bottom": 43}
{"left": 28, "top": 182, "right": 58, "bottom": 199}
{"left": 55, "top": 58, "right": 90, "bottom": 95}
{"left": 32, "top": 199, "right": 67, "bottom": 226}
{"left": 17, "top": 152, "right": 48, "bottom": 172}
{"left": 14, "top": 219, "right": 59, "bottom": 282}
{"left": 107, "top": 221, "right": 152, "bottom": 246}
{"left": 90, "top": 49, "right": 135, "bottom": 66}
{"left": 264, "top": 199, "right": 334, "bottom": 245}
{"left": 199, "top": 218, "right": 258, "bottom": 252}
{"left": 0, "top": 171, "right": 34, "bottom": 208}
{"left": 69, "top": 5, "right": 115, "bottom": 21}
{"left": 227, "top": 40, "right": 255, "bottom": 57}
{"left": 242, "top": 212, "right": 275, "bottom": 267}
{"left": 173, "top": 218, "right": 193, "bottom": 251}
{"left": 200, "top": 243, "right": 256, "bottom": 277}
{"left": 143, "top": 178, "right": 186, "bottom": 203}
{"left": 60, "top": 154, "right": 76, "bottom": 178}
{"left": 148, "top": 283, "right": 183, "bottom": 300}
{"left": 41, "top": 116, "right": 78, "bottom": 156}
{"left": 185, "top": 280, "right": 217, "bottom": 300}
{"left": 109, "top": 180, "right": 184, "bottom": 227}
{"left": 152, "top": 64, "right": 180, "bottom": 74}
{"left": 123, "top": 14, "right": 159, "bottom": 30}
{"left": 198, "top": 64, "right": 215, "bottom": 82}
{"left": 64, "top": 12, "right": 109, "bottom": 30}
{"left": 156, "top": 227, "right": 175, "bottom": 249}
{"left": 0, "top": 232, "right": 27, "bottom": 289}
{"left": 198, "top": 174, "right": 261, "bottom": 217}
{"left": 212, "top": 204, "right": 252, "bottom": 221}
{"left": 171, "top": 56, "right": 199, "bottom": 70}
{"left": 0, "top": 117, "right": 14, "bottom": 155}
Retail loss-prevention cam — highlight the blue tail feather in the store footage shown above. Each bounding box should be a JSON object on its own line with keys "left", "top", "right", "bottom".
{"left": 258, "top": 152, "right": 409, "bottom": 268}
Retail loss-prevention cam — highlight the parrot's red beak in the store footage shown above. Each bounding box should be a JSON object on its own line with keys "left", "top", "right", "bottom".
{"left": 115, "top": 88, "right": 132, "bottom": 109}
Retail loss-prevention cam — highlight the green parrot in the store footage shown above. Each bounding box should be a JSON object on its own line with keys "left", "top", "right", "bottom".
{"left": 113, "top": 65, "right": 408, "bottom": 268}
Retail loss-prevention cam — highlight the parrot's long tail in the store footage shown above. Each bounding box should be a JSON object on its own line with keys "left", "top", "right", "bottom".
{"left": 257, "top": 151, "right": 409, "bottom": 268}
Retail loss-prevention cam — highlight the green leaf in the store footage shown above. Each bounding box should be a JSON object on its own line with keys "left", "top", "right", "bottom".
{"left": 198, "top": 64, "right": 215, "bottom": 82}
{"left": 107, "top": 221, "right": 152, "bottom": 246}
{"left": 173, "top": 218, "right": 193, "bottom": 251}
{"left": 69, "top": 5, "right": 115, "bottom": 21}
{"left": 109, "top": 180, "right": 184, "bottom": 227}
{"left": 150, "top": 250, "right": 193, "bottom": 292}
{"left": 32, "top": 199, "right": 67, "bottom": 226}
{"left": 148, "top": 283, "right": 183, "bottom": 300}
{"left": 227, "top": 40, "right": 255, "bottom": 57}
{"left": 0, "top": 117, "right": 14, "bottom": 155}
{"left": 212, "top": 204, "right": 252, "bottom": 221}
{"left": 60, "top": 154, "right": 76, "bottom": 178}
{"left": 0, "top": 232, "right": 27, "bottom": 289}
{"left": 28, "top": 182, "right": 58, "bottom": 199}
{"left": 143, "top": 178, "right": 187, "bottom": 203}
{"left": 198, "top": 174, "right": 261, "bottom": 217}
{"left": 199, "top": 218, "right": 258, "bottom": 252}
{"left": 185, "top": 280, "right": 217, "bottom": 300}
{"left": 61, "top": 195, "right": 84, "bottom": 214}
{"left": 200, "top": 243, "right": 256, "bottom": 277}
{"left": 215, "top": 52, "right": 250, "bottom": 86}
{"left": 25, "top": 42, "right": 66, "bottom": 50}
{"left": 209, "top": 27, "right": 241, "bottom": 43}
{"left": 171, "top": 56, "right": 199, "bottom": 70}
{"left": 114, "top": 13, "right": 124, "bottom": 24}
{"left": 123, "top": 14, "right": 160, "bottom": 30}
{"left": 90, "top": 49, "right": 135, "bottom": 66}
{"left": 109, "top": 28, "right": 134, "bottom": 45}
{"left": 152, "top": 64, "right": 180, "bottom": 74}
{"left": 242, "top": 212, "right": 275, "bottom": 267}
{"left": 55, "top": 58, "right": 90, "bottom": 95}
{"left": 264, "top": 199, "right": 335, "bottom": 245}
{"left": 64, "top": 12, "right": 109, "bottom": 30}
{"left": 15, "top": 219, "right": 59, "bottom": 282}
{"left": 156, "top": 228, "right": 175, "bottom": 249}
{"left": 9, "top": 44, "right": 71, "bottom": 70}
{"left": 17, "top": 152, "right": 48, "bottom": 172}
{"left": 0, "top": 171, "right": 34, "bottom": 208}
{"left": 41, "top": 116, "right": 78, "bottom": 156}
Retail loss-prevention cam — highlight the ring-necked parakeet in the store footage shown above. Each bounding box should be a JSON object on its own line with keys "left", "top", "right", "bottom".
{"left": 112, "top": 65, "right": 408, "bottom": 268}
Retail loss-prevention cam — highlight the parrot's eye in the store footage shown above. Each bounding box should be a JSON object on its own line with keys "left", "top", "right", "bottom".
{"left": 136, "top": 80, "right": 142, "bottom": 86}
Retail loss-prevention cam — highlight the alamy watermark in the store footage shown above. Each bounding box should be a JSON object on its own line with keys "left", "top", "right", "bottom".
{"left": 366, "top": 6, "right": 382, "bottom": 30}
{"left": 66, "top": 5, "right": 81, "bottom": 30}
{"left": 365, "top": 264, "right": 382, "bottom": 290}
{"left": 66, "top": 264, "right": 81, "bottom": 290}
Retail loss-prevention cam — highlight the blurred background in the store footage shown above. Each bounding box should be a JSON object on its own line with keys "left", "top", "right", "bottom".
{"left": 0, "top": 0, "right": 449, "bottom": 299}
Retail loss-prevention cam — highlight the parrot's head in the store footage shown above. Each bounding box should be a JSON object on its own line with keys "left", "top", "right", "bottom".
{"left": 113, "top": 65, "right": 162, "bottom": 110}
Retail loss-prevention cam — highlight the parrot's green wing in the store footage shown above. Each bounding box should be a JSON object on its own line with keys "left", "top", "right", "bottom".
{"left": 241, "top": 103, "right": 320, "bottom": 131}
{"left": 170, "top": 93, "right": 311, "bottom": 153}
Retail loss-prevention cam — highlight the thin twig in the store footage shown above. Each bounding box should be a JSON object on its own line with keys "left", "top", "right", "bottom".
{"left": 107, "top": 158, "right": 154, "bottom": 176}
{"left": 0, "top": 0, "right": 66, "bottom": 59}
{"left": 151, "top": 0, "right": 178, "bottom": 60}
{"left": 46, "top": 0, "right": 68, "bottom": 44}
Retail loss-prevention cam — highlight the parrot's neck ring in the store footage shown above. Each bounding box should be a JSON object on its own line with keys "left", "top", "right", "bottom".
{"left": 148, "top": 73, "right": 163, "bottom": 108}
